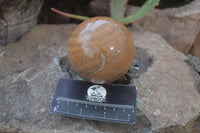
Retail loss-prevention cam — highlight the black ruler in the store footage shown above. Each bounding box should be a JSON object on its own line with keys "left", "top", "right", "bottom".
{"left": 50, "top": 78, "right": 137, "bottom": 124}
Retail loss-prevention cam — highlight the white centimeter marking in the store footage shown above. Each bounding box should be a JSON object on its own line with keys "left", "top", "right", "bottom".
{"left": 80, "top": 109, "right": 82, "bottom": 115}
{"left": 55, "top": 110, "right": 131, "bottom": 122}
{"left": 56, "top": 97, "right": 134, "bottom": 109}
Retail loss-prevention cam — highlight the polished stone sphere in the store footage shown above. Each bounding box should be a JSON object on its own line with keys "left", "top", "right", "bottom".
{"left": 68, "top": 17, "right": 135, "bottom": 84}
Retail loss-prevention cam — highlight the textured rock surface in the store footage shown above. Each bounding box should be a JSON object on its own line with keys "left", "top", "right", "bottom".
{"left": 129, "top": 0, "right": 200, "bottom": 54}
{"left": 190, "top": 31, "right": 200, "bottom": 61}
{"left": 0, "top": 0, "right": 44, "bottom": 46}
{"left": 0, "top": 24, "right": 200, "bottom": 133}
{"left": 132, "top": 31, "right": 200, "bottom": 131}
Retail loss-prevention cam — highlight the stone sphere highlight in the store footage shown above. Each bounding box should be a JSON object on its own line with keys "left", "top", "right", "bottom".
{"left": 68, "top": 17, "right": 135, "bottom": 84}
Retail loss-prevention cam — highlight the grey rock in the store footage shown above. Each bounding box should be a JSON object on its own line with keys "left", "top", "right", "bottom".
{"left": 132, "top": 31, "right": 200, "bottom": 132}
{"left": 0, "top": 24, "right": 200, "bottom": 133}
{"left": 1, "top": 112, "right": 6, "bottom": 117}
{"left": 15, "top": 111, "right": 28, "bottom": 121}
{"left": 0, "top": 0, "right": 44, "bottom": 46}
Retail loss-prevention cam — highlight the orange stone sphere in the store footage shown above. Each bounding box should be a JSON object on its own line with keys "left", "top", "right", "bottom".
{"left": 68, "top": 17, "right": 135, "bottom": 84}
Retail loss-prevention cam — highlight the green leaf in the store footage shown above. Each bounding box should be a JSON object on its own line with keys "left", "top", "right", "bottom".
{"left": 51, "top": 8, "right": 90, "bottom": 21}
{"left": 119, "top": 0, "right": 160, "bottom": 24}
{"left": 110, "top": 0, "right": 128, "bottom": 20}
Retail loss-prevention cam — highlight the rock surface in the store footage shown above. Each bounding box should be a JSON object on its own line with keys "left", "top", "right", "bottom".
{"left": 0, "top": 24, "right": 200, "bottom": 133}
{"left": 132, "top": 31, "right": 200, "bottom": 131}
{"left": 0, "top": 0, "right": 44, "bottom": 46}
{"left": 190, "top": 31, "right": 200, "bottom": 61}
{"left": 128, "top": 0, "right": 200, "bottom": 54}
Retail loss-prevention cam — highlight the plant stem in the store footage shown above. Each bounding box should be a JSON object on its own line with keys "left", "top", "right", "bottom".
{"left": 119, "top": 0, "right": 159, "bottom": 24}
{"left": 51, "top": 8, "right": 90, "bottom": 21}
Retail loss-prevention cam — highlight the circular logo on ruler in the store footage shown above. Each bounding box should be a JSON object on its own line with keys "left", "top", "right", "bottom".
{"left": 86, "top": 85, "right": 107, "bottom": 102}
